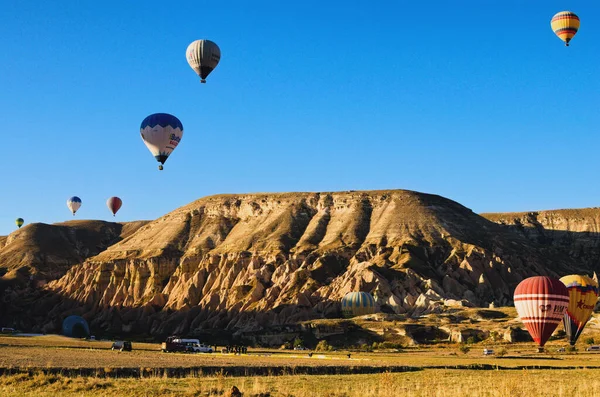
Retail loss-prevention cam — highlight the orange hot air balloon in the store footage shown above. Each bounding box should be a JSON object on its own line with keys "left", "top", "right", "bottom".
{"left": 514, "top": 276, "right": 570, "bottom": 348}
{"left": 551, "top": 11, "right": 580, "bottom": 46}
{"left": 106, "top": 196, "right": 122, "bottom": 216}
{"left": 560, "top": 275, "right": 599, "bottom": 346}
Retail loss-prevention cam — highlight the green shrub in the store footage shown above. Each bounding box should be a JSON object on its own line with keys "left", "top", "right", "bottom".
{"left": 315, "top": 340, "right": 330, "bottom": 352}
{"left": 459, "top": 345, "right": 470, "bottom": 354}
{"left": 585, "top": 337, "right": 595, "bottom": 345}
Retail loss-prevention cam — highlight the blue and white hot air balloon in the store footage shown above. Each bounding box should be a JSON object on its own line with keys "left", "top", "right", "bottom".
{"left": 67, "top": 196, "right": 82, "bottom": 216}
{"left": 140, "top": 113, "right": 184, "bottom": 170}
{"left": 341, "top": 291, "right": 376, "bottom": 318}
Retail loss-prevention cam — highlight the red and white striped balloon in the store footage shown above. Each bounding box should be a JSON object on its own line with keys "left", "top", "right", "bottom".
{"left": 514, "top": 276, "right": 570, "bottom": 347}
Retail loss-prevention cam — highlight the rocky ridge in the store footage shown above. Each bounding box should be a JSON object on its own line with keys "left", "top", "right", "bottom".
{"left": 1, "top": 190, "right": 588, "bottom": 339}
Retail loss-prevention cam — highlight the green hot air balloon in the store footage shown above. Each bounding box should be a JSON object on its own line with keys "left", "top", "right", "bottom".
{"left": 15, "top": 218, "right": 24, "bottom": 228}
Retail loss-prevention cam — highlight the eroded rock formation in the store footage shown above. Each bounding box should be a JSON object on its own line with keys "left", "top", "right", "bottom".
{"left": 1, "top": 190, "right": 587, "bottom": 338}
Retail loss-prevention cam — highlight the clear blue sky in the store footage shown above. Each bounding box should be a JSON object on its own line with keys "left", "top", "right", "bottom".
{"left": 2, "top": 1, "right": 599, "bottom": 235}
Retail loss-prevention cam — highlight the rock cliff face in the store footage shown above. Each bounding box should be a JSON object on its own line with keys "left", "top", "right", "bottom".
{"left": 1, "top": 190, "right": 587, "bottom": 338}
{"left": 482, "top": 209, "right": 600, "bottom": 275}
{"left": 0, "top": 220, "right": 148, "bottom": 282}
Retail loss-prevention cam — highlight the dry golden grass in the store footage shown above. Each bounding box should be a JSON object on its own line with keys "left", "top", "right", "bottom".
{"left": 4, "top": 334, "right": 600, "bottom": 370}
{"left": 0, "top": 369, "right": 599, "bottom": 396}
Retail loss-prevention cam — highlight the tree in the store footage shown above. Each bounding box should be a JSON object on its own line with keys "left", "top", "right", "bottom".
{"left": 293, "top": 337, "right": 303, "bottom": 348}
{"left": 459, "top": 345, "right": 470, "bottom": 354}
{"left": 315, "top": 340, "right": 330, "bottom": 352}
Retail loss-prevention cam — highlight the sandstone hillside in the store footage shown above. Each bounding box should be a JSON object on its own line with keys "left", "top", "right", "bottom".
{"left": 1, "top": 190, "right": 588, "bottom": 340}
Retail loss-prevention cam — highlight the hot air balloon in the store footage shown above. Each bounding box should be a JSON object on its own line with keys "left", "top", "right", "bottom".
{"left": 514, "top": 276, "right": 570, "bottom": 349}
{"left": 15, "top": 218, "right": 24, "bottom": 228}
{"left": 551, "top": 11, "right": 580, "bottom": 46}
{"left": 186, "top": 39, "right": 221, "bottom": 83}
{"left": 62, "top": 315, "right": 90, "bottom": 338}
{"left": 560, "top": 274, "right": 599, "bottom": 346}
{"left": 67, "top": 196, "right": 82, "bottom": 216}
{"left": 341, "top": 292, "right": 376, "bottom": 318}
{"left": 106, "top": 196, "right": 122, "bottom": 217}
{"left": 140, "top": 113, "right": 184, "bottom": 171}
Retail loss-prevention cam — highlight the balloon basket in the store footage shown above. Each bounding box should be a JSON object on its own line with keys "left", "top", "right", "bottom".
{"left": 537, "top": 347, "right": 544, "bottom": 353}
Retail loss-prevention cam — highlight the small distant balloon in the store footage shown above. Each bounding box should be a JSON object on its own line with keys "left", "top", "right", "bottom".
{"left": 106, "top": 196, "right": 122, "bottom": 217}
{"left": 15, "top": 218, "right": 24, "bottom": 228}
{"left": 551, "top": 11, "right": 580, "bottom": 46}
{"left": 186, "top": 39, "right": 221, "bottom": 83}
{"left": 140, "top": 113, "right": 184, "bottom": 171}
{"left": 67, "top": 196, "right": 82, "bottom": 216}
{"left": 341, "top": 292, "right": 376, "bottom": 318}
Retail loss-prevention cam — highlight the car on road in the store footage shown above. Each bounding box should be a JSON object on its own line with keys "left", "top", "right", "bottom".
{"left": 586, "top": 345, "right": 600, "bottom": 352}
{"left": 294, "top": 346, "right": 308, "bottom": 351}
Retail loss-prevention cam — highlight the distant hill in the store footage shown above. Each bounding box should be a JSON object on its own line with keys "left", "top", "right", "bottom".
{"left": 0, "top": 190, "right": 594, "bottom": 340}
{"left": 0, "top": 220, "right": 149, "bottom": 282}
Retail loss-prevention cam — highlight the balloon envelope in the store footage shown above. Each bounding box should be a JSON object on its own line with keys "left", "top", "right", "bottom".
{"left": 62, "top": 315, "right": 90, "bottom": 338}
{"left": 106, "top": 196, "right": 122, "bottom": 216}
{"left": 514, "top": 276, "right": 570, "bottom": 347}
{"left": 341, "top": 292, "right": 376, "bottom": 318}
{"left": 140, "top": 113, "right": 183, "bottom": 170}
{"left": 186, "top": 39, "right": 221, "bottom": 83}
{"left": 67, "top": 196, "right": 82, "bottom": 215}
{"left": 15, "top": 218, "right": 24, "bottom": 228}
{"left": 551, "top": 11, "right": 580, "bottom": 46}
{"left": 560, "top": 274, "right": 599, "bottom": 346}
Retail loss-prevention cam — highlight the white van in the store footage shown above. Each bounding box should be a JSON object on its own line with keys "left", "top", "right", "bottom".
{"left": 586, "top": 345, "right": 600, "bottom": 352}
{"left": 483, "top": 348, "right": 495, "bottom": 356}
{"left": 172, "top": 338, "right": 213, "bottom": 353}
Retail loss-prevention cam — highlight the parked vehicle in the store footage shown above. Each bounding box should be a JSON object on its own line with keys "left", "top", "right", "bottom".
{"left": 586, "top": 345, "right": 600, "bottom": 352}
{"left": 111, "top": 341, "right": 132, "bottom": 351}
{"left": 1, "top": 328, "right": 15, "bottom": 334}
{"left": 161, "top": 336, "right": 213, "bottom": 353}
{"left": 483, "top": 348, "right": 495, "bottom": 356}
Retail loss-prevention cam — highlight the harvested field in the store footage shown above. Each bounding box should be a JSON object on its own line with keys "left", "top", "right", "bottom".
{"left": 1, "top": 369, "right": 600, "bottom": 396}
{"left": 2, "top": 335, "right": 600, "bottom": 375}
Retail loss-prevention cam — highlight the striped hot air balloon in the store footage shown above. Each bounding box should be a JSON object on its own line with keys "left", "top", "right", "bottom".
{"left": 341, "top": 292, "right": 376, "bottom": 318}
{"left": 551, "top": 11, "right": 580, "bottom": 46}
{"left": 514, "top": 276, "right": 570, "bottom": 348}
{"left": 186, "top": 39, "right": 221, "bottom": 83}
{"left": 560, "top": 275, "right": 599, "bottom": 346}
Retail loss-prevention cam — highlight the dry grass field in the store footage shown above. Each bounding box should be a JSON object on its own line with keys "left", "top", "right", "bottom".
{"left": 3, "top": 334, "right": 600, "bottom": 370}
{"left": 1, "top": 369, "right": 599, "bottom": 396}
{"left": 3, "top": 334, "right": 600, "bottom": 396}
